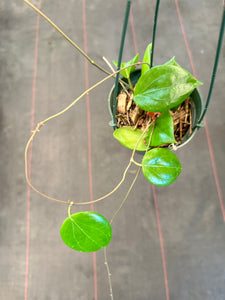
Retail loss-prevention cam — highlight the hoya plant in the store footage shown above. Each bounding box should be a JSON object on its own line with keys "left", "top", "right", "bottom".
{"left": 112, "top": 43, "right": 202, "bottom": 186}
{"left": 24, "top": 2, "right": 202, "bottom": 256}
{"left": 59, "top": 45, "right": 202, "bottom": 253}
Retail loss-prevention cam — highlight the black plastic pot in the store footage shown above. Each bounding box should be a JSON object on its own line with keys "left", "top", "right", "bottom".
{"left": 108, "top": 69, "right": 204, "bottom": 149}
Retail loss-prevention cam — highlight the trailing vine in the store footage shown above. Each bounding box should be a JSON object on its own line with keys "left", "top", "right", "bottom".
{"left": 24, "top": 1, "right": 203, "bottom": 299}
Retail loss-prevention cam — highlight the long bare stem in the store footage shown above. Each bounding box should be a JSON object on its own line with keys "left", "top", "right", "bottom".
{"left": 24, "top": 63, "right": 145, "bottom": 205}
{"left": 24, "top": 0, "right": 110, "bottom": 76}
{"left": 25, "top": 123, "right": 69, "bottom": 205}
{"left": 104, "top": 247, "right": 113, "bottom": 300}
{"left": 77, "top": 120, "right": 152, "bottom": 205}
{"left": 110, "top": 166, "right": 141, "bottom": 224}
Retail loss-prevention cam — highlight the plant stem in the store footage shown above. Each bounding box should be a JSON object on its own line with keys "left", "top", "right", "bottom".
{"left": 128, "top": 77, "right": 134, "bottom": 90}
{"left": 25, "top": 63, "right": 145, "bottom": 205}
{"left": 130, "top": 160, "right": 142, "bottom": 167}
{"left": 76, "top": 122, "right": 152, "bottom": 205}
{"left": 110, "top": 166, "right": 141, "bottom": 224}
{"left": 109, "top": 121, "right": 155, "bottom": 223}
{"left": 24, "top": 0, "right": 110, "bottom": 76}
{"left": 104, "top": 247, "right": 114, "bottom": 300}
{"left": 24, "top": 123, "right": 69, "bottom": 205}
{"left": 37, "top": 63, "right": 143, "bottom": 125}
{"left": 68, "top": 202, "right": 74, "bottom": 218}
{"left": 25, "top": 0, "right": 132, "bottom": 91}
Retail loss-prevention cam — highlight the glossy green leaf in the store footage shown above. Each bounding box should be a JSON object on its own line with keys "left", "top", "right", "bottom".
{"left": 141, "top": 43, "right": 152, "bottom": 75}
{"left": 142, "top": 148, "right": 182, "bottom": 186}
{"left": 134, "top": 58, "right": 203, "bottom": 112}
{"left": 113, "top": 127, "right": 148, "bottom": 151}
{"left": 164, "top": 56, "right": 180, "bottom": 67}
{"left": 113, "top": 53, "right": 139, "bottom": 79}
{"left": 60, "top": 212, "right": 112, "bottom": 252}
{"left": 147, "top": 111, "right": 176, "bottom": 146}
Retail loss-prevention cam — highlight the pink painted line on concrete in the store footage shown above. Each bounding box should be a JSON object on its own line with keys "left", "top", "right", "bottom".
{"left": 174, "top": 0, "right": 225, "bottom": 221}
{"left": 25, "top": 1, "right": 42, "bottom": 299}
{"left": 152, "top": 187, "right": 170, "bottom": 300}
{"left": 204, "top": 121, "right": 225, "bottom": 221}
{"left": 130, "top": 6, "right": 138, "bottom": 54}
{"left": 174, "top": 0, "right": 197, "bottom": 77}
{"left": 130, "top": 5, "right": 170, "bottom": 299}
{"left": 82, "top": 1, "right": 98, "bottom": 299}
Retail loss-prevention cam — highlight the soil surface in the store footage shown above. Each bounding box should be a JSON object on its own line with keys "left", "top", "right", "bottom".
{"left": 116, "top": 91, "right": 192, "bottom": 144}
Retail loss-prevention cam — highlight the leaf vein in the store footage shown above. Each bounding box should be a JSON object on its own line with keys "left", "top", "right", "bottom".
{"left": 70, "top": 218, "right": 101, "bottom": 248}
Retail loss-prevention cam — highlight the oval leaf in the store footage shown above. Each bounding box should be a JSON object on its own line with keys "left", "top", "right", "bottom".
{"left": 142, "top": 148, "right": 182, "bottom": 186}
{"left": 113, "top": 127, "right": 148, "bottom": 151}
{"left": 147, "top": 111, "right": 176, "bottom": 146}
{"left": 60, "top": 212, "right": 112, "bottom": 252}
{"left": 141, "top": 43, "right": 152, "bottom": 75}
{"left": 134, "top": 59, "right": 202, "bottom": 112}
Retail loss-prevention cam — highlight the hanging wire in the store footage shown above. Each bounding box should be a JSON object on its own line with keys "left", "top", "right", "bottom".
{"left": 112, "top": 0, "right": 131, "bottom": 129}
{"left": 150, "top": 0, "right": 160, "bottom": 68}
{"left": 197, "top": 5, "right": 225, "bottom": 127}
{"left": 112, "top": 0, "right": 224, "bottom": 130}
{"left": 112, "top": 0, "right": 161, "bottom": 128}
{"left": 150, "top": 1, "right": 225, "bottom": 127}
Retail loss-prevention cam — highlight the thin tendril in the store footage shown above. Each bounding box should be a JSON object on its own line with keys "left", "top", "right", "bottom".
{"left": 24, "top": 0, "right": 110, "bottom": 76}
{"left": 24, "top": 63, "right": 147, "bottom": 206}
{"left": 25, "top": 123, "right": 69, "bottom": 205}
{"left": 77, "top": 121, "right": 152, "bottom": 205}
{"left": 110, "top": 120, "right": 155, "bottom": 223}
{"left": 110, "top": 166, "right": 141, "bottom": 224}
{"left": 104, "top": 247, "right": 113, "bottom": 300}
{"left": 24, "top": 0, "right": 139, "bottom": 91}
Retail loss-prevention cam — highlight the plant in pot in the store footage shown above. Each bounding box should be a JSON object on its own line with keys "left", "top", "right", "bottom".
{"left": 26, "top": 41, "right": 202, "bottom": 253}
{"left": 24, "top": 0, "right": 205, "bottom": 297}
{"left": 108, "top": 43, "right": 203, "bottom": 187}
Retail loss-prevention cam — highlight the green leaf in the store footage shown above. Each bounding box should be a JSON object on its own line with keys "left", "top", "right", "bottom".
{"left": 141, "top": 43, "right": 152, "bottom": 75}
{"left": 147, "top": 111, "right": 176, "bottom": 146}
{"left": 164, "top": 56, "right": 180, "bottom": 67}
{"left": 134, "top": 58, "right": 203, "bottom": 112}
{"left": 60, "top": 212, "right": 112, "bottom": 252}
{"left": 142, "top": 148, "right": 182, "bottom": 186}
{"left": 113, "top": 53, "right": 139, "bottom": 79}
{"left": 113, "top": 127, "right": 148, "bottom": 151}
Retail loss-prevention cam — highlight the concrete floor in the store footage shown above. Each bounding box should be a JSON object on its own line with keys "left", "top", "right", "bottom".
{"left": 1, "top": 0, "right": 225, "bottom": 299}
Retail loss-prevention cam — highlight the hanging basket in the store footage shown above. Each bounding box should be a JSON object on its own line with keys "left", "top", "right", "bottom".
{"left": 108, "top": 69, "right": 204, "bottom": 149}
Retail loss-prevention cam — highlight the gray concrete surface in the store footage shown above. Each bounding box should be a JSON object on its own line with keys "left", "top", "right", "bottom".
{"left": 0, "top": 0, "right": 225, "bottom": 299}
